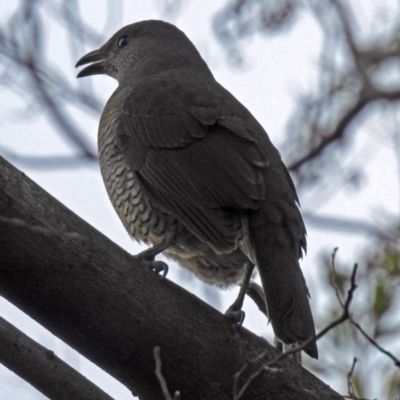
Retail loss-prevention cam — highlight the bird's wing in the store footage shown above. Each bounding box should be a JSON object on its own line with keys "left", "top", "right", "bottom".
{"left": 116, "top": 79, "right": 273, "bottom": 253}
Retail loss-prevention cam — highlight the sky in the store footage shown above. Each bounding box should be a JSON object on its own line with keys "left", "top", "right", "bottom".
{"left": 0, "top": 1, "right": 399, "bottom": 399}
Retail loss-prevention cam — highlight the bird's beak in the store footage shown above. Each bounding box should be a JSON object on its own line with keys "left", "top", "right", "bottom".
{"left": 75, "top": 50, "right": 112, "bottom": 78}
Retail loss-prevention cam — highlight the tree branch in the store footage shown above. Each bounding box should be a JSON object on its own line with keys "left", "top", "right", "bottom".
{"left": 349, "top": 320, "right": 400, "bottom": 369}
{"left": 0, "top": 316, "right": 115, "bottom": 400}
{"left": 288, "top": 96, "right": 369, "bottom": 171}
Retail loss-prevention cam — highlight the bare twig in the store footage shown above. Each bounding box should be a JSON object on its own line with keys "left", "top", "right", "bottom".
{"left": 28, "top": 62, "right": 97, "bottom": 160}
{"left": 0, "top": 0, "right": 101, "bottom": 168}
{"left": 329, "top": 250, "right": 400, "bottom": 369}
{"left": 288, "top": 96, "right": 372, "bottom": 172}
{"left": 346, "top": 357, "right": 358, "bottom": 398}
{"left": 329, "top": 247, "right": 344, "bottom": 307}
{"left": 154, "top": 347, "right": 181, "bottom": 400}
{"left": 350, "top": 320, "right": 400, "bottom": 368}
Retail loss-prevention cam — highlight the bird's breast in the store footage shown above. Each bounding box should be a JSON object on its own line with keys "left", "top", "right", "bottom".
{"left": 98, "top": 108, "right": 182, "bottom": 245}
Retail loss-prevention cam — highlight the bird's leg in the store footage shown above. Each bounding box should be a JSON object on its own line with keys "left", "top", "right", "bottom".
{"left": 136, "top": 240, "right": 174, "bottom": 260}
{"left": 225, "top": 262, "right": 255, "bottom": 325}
{"left": 135, "top": 240, "right": 176, "bottom": 279}
{"left": 134, "top": 234, "right": 191, "bottom": 279}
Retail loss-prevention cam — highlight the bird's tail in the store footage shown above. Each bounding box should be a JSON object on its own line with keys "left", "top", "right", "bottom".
{"left": 249, "top": 223, "right": 318, "bottom": 359}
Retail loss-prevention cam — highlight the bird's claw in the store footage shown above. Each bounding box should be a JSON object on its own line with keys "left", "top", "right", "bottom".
{"left": 134, "top": 255, "right": 169, "bottom": 280}
{"left": 224, "top": 308, "right": 245, "bottom": 326}
{"left": 149, "top": 260, "right": 169, "bottom": 280}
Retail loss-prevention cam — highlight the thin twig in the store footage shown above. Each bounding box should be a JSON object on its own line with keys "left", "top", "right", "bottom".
{"left": 154, "top": 347, "right": 181, "bottom": 400}
{"left": 329, "top": 250, "right": 400, "bottom": 369}
{"left": 346, "top": 357, "right": 358, "bottom": 398}
{"left": 350, "top": 320, "right": 400, "bottom": 368}
{"left": 288, "top": 96, "right": 371, "bottom": 171}
{"left": 329, "top": 247, "right": 344, "bottom": 307}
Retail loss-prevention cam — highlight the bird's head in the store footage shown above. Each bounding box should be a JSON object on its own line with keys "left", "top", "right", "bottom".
{"left": 76, "top": 20, "right": 211, "bottom": 83}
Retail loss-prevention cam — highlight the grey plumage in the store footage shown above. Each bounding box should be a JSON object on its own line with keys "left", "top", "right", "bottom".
{"left": 76, "top": 20, "right": 318, "bottom": 359}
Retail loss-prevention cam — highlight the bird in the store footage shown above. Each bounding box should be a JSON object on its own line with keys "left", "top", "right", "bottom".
{"left": 76, "top": 20, "right": 318, "bottom": 359}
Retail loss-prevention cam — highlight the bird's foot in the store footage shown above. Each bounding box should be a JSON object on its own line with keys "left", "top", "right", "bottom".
{"left": 134, "top": 251, "right": 169, "bottom": 280}
{"left": 224, "top": 306, "right": 245, "bottom": 326}
{"left": 224, "top": 262, "right": 255, "bottom": 327}
{"left": 144, "top": 259, "right": 169, "bottom": 280}
{"left": 133, "top": 240, "right": 179, "bottom": 280}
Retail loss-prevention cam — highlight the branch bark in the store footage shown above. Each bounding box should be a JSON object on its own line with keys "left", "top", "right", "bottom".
{"left": 0, "top": 316, "right": 115, "bottom": 400}
{"left": 0, "top": 155, "right": 342, "bottom": 400}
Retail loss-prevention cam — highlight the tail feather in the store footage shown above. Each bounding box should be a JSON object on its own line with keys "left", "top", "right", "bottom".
{"left": 250, "top": 223, "right": 318, "bottom": 359}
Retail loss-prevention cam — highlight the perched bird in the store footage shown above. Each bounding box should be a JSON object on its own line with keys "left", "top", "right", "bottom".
{"left": 76, "top": 20, "right": 318, "bottom": 359}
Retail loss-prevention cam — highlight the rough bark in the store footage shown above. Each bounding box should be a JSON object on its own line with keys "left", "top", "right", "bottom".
{"left": 0, "top": 316, "right": 115, "bottom": 400}
{"left": 0, "top": 155, "right": 342, "bottom": 399}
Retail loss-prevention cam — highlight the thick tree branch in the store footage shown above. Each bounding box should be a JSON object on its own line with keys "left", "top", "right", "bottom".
{"left": 0, "top": 155, "right": 341, "bottom": 399}
{"left": 0, "top": 316, "right": 115, "bottom": 400}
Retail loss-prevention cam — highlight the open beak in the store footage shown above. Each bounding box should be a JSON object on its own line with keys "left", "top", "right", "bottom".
{"left": 75, "top": 50, "right": 112, "bottom": 78}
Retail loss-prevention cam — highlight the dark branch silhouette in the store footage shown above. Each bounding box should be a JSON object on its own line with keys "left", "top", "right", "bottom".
{"left": 0, "top": 316, "right": 115, "bottom": 400}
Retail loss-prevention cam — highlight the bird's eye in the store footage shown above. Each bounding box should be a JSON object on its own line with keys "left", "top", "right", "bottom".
{"left": 118, "top": 35, "right": 131, "bottom": 48}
